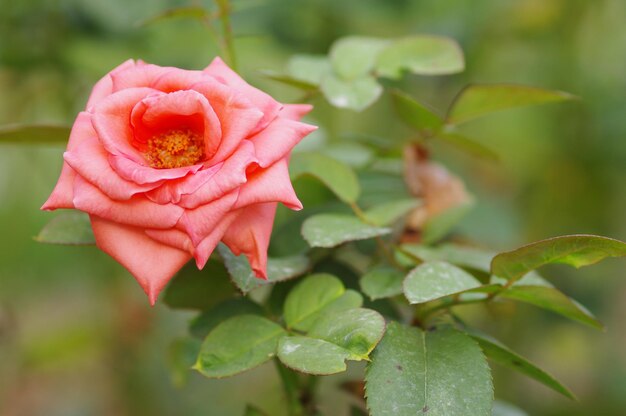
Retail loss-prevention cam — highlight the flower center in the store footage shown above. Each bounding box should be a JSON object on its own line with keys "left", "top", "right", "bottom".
{"left": 144, "top": 129, "right": 204, "bottom": 169}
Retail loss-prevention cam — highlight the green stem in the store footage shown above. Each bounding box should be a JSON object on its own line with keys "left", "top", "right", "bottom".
{"left": 418, "top": 297, "right": 487, "bottom": 325}
{"left": 274, "top": 359, "right": 304, "bottom": 416}
{"left": 215, "top": 0, "right": 238, "bottom": 70}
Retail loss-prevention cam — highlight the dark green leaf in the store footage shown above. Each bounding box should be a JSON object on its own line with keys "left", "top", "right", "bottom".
{"left": 290, "top": 152, "right": 361, "bottom": 203}
{"left": 283, "top": 274, "right": 345, "bottom": 331}
{"left": 0, "top": 124, "right": 71, "bottom": 144}
{"left": 391, "top": 90, "right": 444, "bottom": 131}
{"left": 469, "top": 332, "right": 575, "bottom": 399}
{"left": 491, "top": 234, "right": 626, "bottom": 285}
{"left": 321, "top": 73, "right": 383, "bottom": 111}
{"left": 403, "top": 261, "right": 484, "bottom": 304}
{"left": 365, "top": 323, "right": 493, "bottom": 416}
{"left": 194, "top": 315, "right": 285, "bottom": 378}
{"left": 436, "top": 132, "right": 499, "bottom": 161}
{"left": 447, "top": 84, "right": 576, "bottom": 125}
{"left": 277, "top": 336, "right": 351, "bottom": 375}
{"left": 189, "top": 298, "right": 264, "bottom": 339}
{"left": 500, "top": 285, "right": 603, "bottom": 329}
{"left": 330, "top": 36, "right": 390, "bottom": 79}
{"left": 163, "top": 261, "right": 234, "bottom": 309}
{"left": 363, "top": 198, "right": 421, "bottom": 226}
{"left": 243, "top": 405, "right": 270, "bottom": 416}
{"left": 35, "top": 212, "right": 95, "bottom": 245}
{"left": 218, "top": 244, "right": 310, "bottom": 294}
{"left": 360, "top": 266, "right": 405, "bottom": 300}
{"left": 375, "top": 35, "right": 465, "bottom": 79}
{"left": 302, "top": 214, "right": 391, "bottom": 248}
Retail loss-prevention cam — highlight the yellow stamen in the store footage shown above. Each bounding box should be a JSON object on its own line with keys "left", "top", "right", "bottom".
{"left": 144, "top": 129, "right": 204, "bottom": 169}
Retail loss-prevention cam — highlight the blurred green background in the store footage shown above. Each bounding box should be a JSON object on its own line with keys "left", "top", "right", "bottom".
{"left": 1, "top": 0, "right": 625, "bottom": 415}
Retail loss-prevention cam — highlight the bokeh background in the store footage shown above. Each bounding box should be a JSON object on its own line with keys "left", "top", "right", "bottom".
{"left": 1, "top": 0, "right": 625, "bottom": 415}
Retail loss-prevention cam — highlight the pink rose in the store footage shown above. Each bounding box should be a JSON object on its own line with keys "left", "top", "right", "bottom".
{"left": 42, "top": 58, "right": 316, "bottom": 304}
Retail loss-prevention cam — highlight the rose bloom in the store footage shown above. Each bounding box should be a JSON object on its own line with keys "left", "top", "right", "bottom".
{"left": 42, "top": 58, "right": 316, "bottom": 304}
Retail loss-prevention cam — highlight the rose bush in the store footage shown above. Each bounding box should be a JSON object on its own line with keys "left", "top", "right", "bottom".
{"left": 42, "top": 58, "right": 316, "bottom": 304}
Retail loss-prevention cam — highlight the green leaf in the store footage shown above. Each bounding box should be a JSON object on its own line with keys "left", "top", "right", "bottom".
{"left": 163, "top": 260, "right": 234, "bottom": 309}
{"left": 137, "top": 6, "right": 211, "bottom": 27}
{"left": 391, "top": 90, "right": 444, "bottom": 132}
{"left": 302, "top": 214, "right": 391, "bottom": 248}
{"left": 243, "top": 405, "right": 270, "bottom": 416}
{"left": 258, "top": 70, "right": 318, "bottom": 90}
{"left": 363, "top": 198, "right": 421, "bottom": 226}
{"left": 278, "top": 308, "right": 386, "bottom": 375}
{"left": 321, "top": 73, "right": 383, "bottom": 111}
{"left": 400, "top": 243, "right": 493, "bottom": 272}
{"left": 375, "top": 35, "right": 465, "bottom": 79}
{"left": 0, "top": 124, "right": 71, "bottom": 144}
{"left": 436, "top": 132, "right": 499, "bottom": 161}
{"left": 321, "top": 142, "right": 374, "bottom": 169}
{"left": 189, "top": 298, "right": 264, "bottom": 339}
{"left": 403, "top": 261, "right": 484, "bottom": 304}
{"left": 492, "top": 401, "right": 528, "bottom": 416}
{"left": 491, "top": 235, "right": 626, "bottom": 285}
{"left": 35, "top": 212, "right": 95, "bottom": 245}
{"left": 469, "top": 332, "right": 575, "bottom": 399}
{"left": 330, "top": 36, "right": 390, "bottom": 79}
{"left": 290, "top": 152, "right": 360, "bottom": 203}
{"left": 168, "top": 337, "right": 202, "bottom": 387}
{"left": 360, "top": 266, "right": 405, "bottom": 300}
{"left": 194, "top": 315, "right": 285, "bottom": 378}
{"left": 499, "top": 285, "right": 603, "bottom": 329}
{"left": 287, "top": 55, "right": 331, "bottom": 85}
{"left": 447, "top": 84, "right": 576, "bottom": 125}
{"left": 365, "top": 323, "right": 493, "bottom": 416}
{"left": 218, "top": 244, "right": 309, "bottom": 294}
{"left": 421, "top": 200, "right": 474, "bottom": 244}
{"left": 283, "top": 274, "right": 344, "bottom": 330}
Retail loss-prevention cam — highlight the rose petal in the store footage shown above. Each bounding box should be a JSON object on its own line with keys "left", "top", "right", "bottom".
{"left": 145, "top": 228, "right": 194, "bottom": 254}
{"left": 248, "top": 116, "right": 317, "bottom": 167}
{"left": 177, "top": 190, "right": 239, "bottom": 246}
{"left": 86, "top": 59, "right": 138, "bottom": 110}
{"left": 145, "top": 162, "right": 222, "bottom": 205}
{"left": 204, "top": 57, "right": 282, "bottom": 134}
{"left": 222, "top": 202, "right": 278, "bottom": 279}
{"left": 280, "top": 104, "right": 313, "bottom": 121}
{"left": 234, "top": 158, "right": 302, "bottom": 210}
{"left": 110, "top": 63, "right": 173, "bottom": 92}
{"left": 73, "top": 176, "right": 183, "bottom": 229}
{"left": 108, "top": 154, "right": 202, "bottom": 185}
{"left": 178, "top": 140, "right": 257, "bottom": 209}
{"left": 41, "top": 112, "right": 94, "bottom": 210}
{"left": 91, "top": 215, "right": 191, "bottom": 305}
{"left": 193, "top": 211, "right": 240, "bottom": 269}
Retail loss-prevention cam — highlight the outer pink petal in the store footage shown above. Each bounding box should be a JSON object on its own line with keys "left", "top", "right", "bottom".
{"left": 178, "top": 140, "right": 257, "bottom": 209}
{"left": 145, "top": 228, "right": 194, "bottom": 254}
{"left": 222, "top": 202, "right": 278, "bottom": 279}
{"left": 145, "top": 162, "right": 222, "bottom": 205}
{"left": 85, "top": 59, "right": 138, "bottom": 110}
{"left": 234, "top": 158, "right": 302, "bottom": 210}
{"left": 177, "top": 190, "right": 239, "bottom": 246}
{"left": 91, "top": 87, "right": 161, "bottom": 161}
{"left": 193, "top": 211, "right": 240, "bottom": 269}
{"left": 280, "top": 104, "right": 313, "bottom": 121}
{"left": 109, "top": 154, "right": 202, "bottom": 185}
{"left": 248, "top": 116, "right": 317, "bottom": 167}
{"left": 64, "top": 134, "right": 162, "bottom": 201}
{"left": 109, "top": 63, "right": 173, "bottom": 92}
{"left": 204, "top": 57, "right": 281, "bottom": 134}
{"left": 41, "top": 112, "right": 94, "bottom": 210}
{"left": 90, "top": 215, "right": 191, "bottom": 305}
{"left": 73, "top": 176, "right": 183, "bottom": 229}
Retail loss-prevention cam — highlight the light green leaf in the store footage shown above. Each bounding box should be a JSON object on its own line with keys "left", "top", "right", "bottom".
{"left": 492, "top": 401, "right": 528, "bottom": 416}
{"left": 258, "top": 70, "right": 318, "bottom": 90}
{"left": 194, "top": 315, "right": 285, "bottom": 378}
{"left": 189, "top": 298, "right": 264, "bottom": 339}
{"left": 421, "top": 200, "right": 474, "bottom": 244}
{"left": 290, "top": 152, "right": 360, "bottom": 203}
{"left": 375, "top": 35, "right": 465, "bottom": 79}
{"left": 500, "top": 285, "right": 603, "bottom": 329}
{"left": 321, "top": 142, "right": 374, "bottom": 169}
{"left": 0, "top": 124, "right": 71, "bottom": 144}
{"left": 330, "top": 36, "right": 390, "bottom": 79}
{"left": 365, "top": 323, "right": 493, "bottom": 416}
{"left": 391, "top": 90, "right": 444, "bottom": 132}
{"left": 218, "top": 244, "right": 309, "bottom": 294}
{"left": 168, "top": 337, "right": 202, "bottom": 387}
{"left": 35, "top": 212, "right": 95, "bottom": 245}
{"left": 163, "top": 261, "right": 234, "bottom": 309}
{"left": 137, "top": 6, "right": 211, "bottom": 27}
{"left": 302, "top": 214, "right": 391, "bottom": 248}
{"left": 437, "top": 132, "right": 499, "bottom": 161}
{"left": 469, "top": 332, "right": 575, "bottom": 399}
{"left": 403, "top": 261, "right": 483, "bottom": 304}
{"left": 447, "top": 84, "right": 576, "bottom": 125}
{"left": 278, "top": 336, "right": 351, "bottom": 375}
{"left": 400, "top": 243, "right": 493, "bottom": 272}
{"left": 363, "top": 198, "right": 421, "bottom": 226}
{"left": 491, "top": 234, "right": 626, "bottom": 285}
{"left": 360, "top": 266, "right": 405, "bottom": 300}
{"left": 321, "top": 73, "right": 383, "bottom": 111}
{"left": 283, "top": 274, "right": 345, "bottom": 331}
{"left": 287, "top": 55, "right": 331, "bottom": 85}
